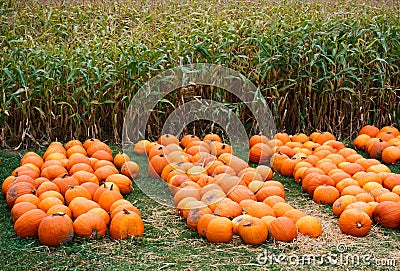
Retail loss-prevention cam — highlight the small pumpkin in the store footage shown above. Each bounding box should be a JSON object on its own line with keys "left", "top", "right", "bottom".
{"left": 97, "top": 184, "right": 123, "bottom": 212}
{"left": 11, "top": 202, "right": 37, "bottom": 223}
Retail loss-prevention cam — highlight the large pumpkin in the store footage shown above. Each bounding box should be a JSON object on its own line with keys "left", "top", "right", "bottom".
{"left": 109, "top": 209, "right": 144, "bottom": 240}
{"left": 38, "top": 212, "right": 74, "bottom": 247}
{"left": 338, "top": 209, "right": 371, "bottom": 237}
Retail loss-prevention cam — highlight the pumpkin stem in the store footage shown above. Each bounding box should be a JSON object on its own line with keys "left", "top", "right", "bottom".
{"left": 110, "top": 184, "right": 114, "bottom": 190}
{"left": 242, "top": 222, "right": 252, "bottom": 227}
{"left": 356, "top": 222, "right": 362, "bottom": 229}
{"left": 52, "top": 212, "right": 66, "bottom": 217}
{"left": 61, "top": 173, "right": 68, "bottom": 178}
{"left": 123, "top": 208, "right": 131, "bottom": 215}
{"left": 68, "top": 184, "right": 75, "bottom": 189}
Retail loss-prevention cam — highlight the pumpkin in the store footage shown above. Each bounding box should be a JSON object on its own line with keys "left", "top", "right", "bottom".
{"left": 227, "top": 185, "right": 256, "bottom": 203}
{"left": 262, "top": 195, "right": 286, "bottom": 207}
{"left": 14, "top": 194, "right": 40, "bottom": 207}
{"left": 201, "top": 189, "right": 226, "bottom": 211}
{"left": 52, "top": 174, "right": 80, "bottom": 196}
{"left": 73, "top": 212, "right": 107, "bottom": 238}
{"left": 111, "top": 204, "right": 141, "bottom": 219}
{"left": 369, "top": 139, "right": 390, "bottom": 160}
{"left": 40, "top": 165, "right": 68, "bottom": 180}
{"left": 97, "top": 184, "right": 123, "bottom": 212}
{"left": 105, "top": 174, "right": 133, "bottom": 195}
{"left": 87, "top": 208, "right": 111, "bottom": 226}
{"left": 382, "top": 146, "right": 400, "bottom": 164}
{"left": 238, "top": 217, "right": 268, "bottom": 245}
{"left": 173, "top": 187, "right": 201, "bottom": 205}
{"left": 295, "top": 216, "right": 322, "bottom": 238}
{"left": 112, "top": 152, "right": 130, "bottom": 169}
{"left": 203, "top": 134, "right": 222, "bottom": 142}
{"left": 340, "top": 185, "right": 366, "bottom": 197}
{"left": 68, "top": 197, "right": 100, "bottom": 219}
{"left": 180, "top": 135, "right": 200, "bottom": 149}
{"left": 359, "top": 125, "right": 380, "bottom": 137}
{"left": 375, "top": 192, "right": 400, "bottom": 203}
{"left": 249, "top": 134, "right": 269, "bottom": 148}
{"left": 38, "top": 197, "right": 64, "bottom": 213}
{"left": 66, "top": 145, "right": 87, "bottom": 158}
{"left": 303, "top": 175, "right": 335, "bottom": 196}
{"left": 242, "top": 201, "right": 275, "bottom": 218}
{"left": 11, "top": 202, "right": 37, "bottom": 223}
{"left": 148, "top": 154, "right": 169, "bottom": 178}
{"left": 80, "top": 182, "right": 99, "bottom": 198}
{"left": 255, "top": 186, "right": 285, "bottom": 202}
{"left": 86, "top": 141, "right": 112, "bottom": 157}
{"left": 65, "top": 185, "right": 92, "bottom": 205}
{"left": 6, "top": 181, "right": 35, "bottom": 208}
{"left": 38, "top": 191, "right": 65, "bottom": 204}
{"left": 376, "top": 131, "right": 395, "bottom": 142}
{"left": 35, "top": 181, "right": 60, "bottom": 197}
{"left": 232, "top": 214, "right": 253, "bottom": 235}
{"left": 213, "top": 198, "right": 242, "bottom": 219}
{"left": 133, "top": 139, "right": 151, "bottom": 155}
{"left": 332, "top": 195, "right": 357, "bottom": 216}
{"left": 69, "top": 163, "right": 94, "bottom": 175}
{"left": 109, "top": 209, "right": 144, "bottom": 239}
{"left": 120, "top": 161, "right": 140, "bottom": 179}
{"left": 14, "top": 209, "right": 47, "bottom": 238}
{"left": 255, "top": 165, "right": 274, "bottom": 181}
{"left": 47, "top": 204, "right": 72, "bottom": 218}
{"left": 186, "top": 206, "right": 213, "bottom": 230}
{"left": 158, "top": 134, "right": 179, "bottom": 146}
{"left": 65, "top": 139, "right": 83, "bottom": 150}
{"left": 197, "top": 214, "right": 218, "bottom": 237}
{"left": 269, "top": 217, "right": 298, "bottom": 242}
{"left": 249, "top": 143, "right": 274, "bottom": 164}
{"left": 205, "top": 216, "right": 233, "bottom": 243}
{"left": 38, "top": 212, "right": 74, "bottom": 246}
{"left": 383, "top": 174, "right": 400, "bottom": 190}
{"left": 345, "top": 201, "right": 374, "bottom": 218}
{"left": 282, "top": 209, "right": 306, "bottom": 223}
{"left": 338, "top": 209, "right": 371, "bottom": 237}
{"left": 272, "top": 202, "right": 294, "bottom": 217}
{"left": 373, "top": 201, "right": 400, "bottom": 229}
{"left": 94, "top": 165, "right": 119, "bottom": 181}
{"left": 280, "top": 158, "right": 299, "bottom": 177}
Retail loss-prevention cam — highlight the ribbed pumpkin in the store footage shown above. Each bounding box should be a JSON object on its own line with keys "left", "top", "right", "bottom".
{"left": 6, "top": 181, "right": 35, "bottom": 208}
{"left": 338, "top": 209, "right": 371, "bottom": 237}
{"left": 11, "top": 202, "right": 37, "bottom": 223}
{"left": 269, "top": 217, "right": 298, "bottom": 242}
{"left": 249, "top": 143, "right": 273, "bottom": 164}
{"left": 97, "top": 184, "right": 123, "bottom": 212}
{"left": 313, "top": 185, "right": 340, "bottom": 204}
{"left": 14, "top": 209, "right": 47, "bottom": 238}
{"left": 332, "top": 195, "right": 357, "bottom": 216}
{"left": 205, "top": 216, "right": 233, "bottom": 243}
{"left": 197, "top": 214, "right": 218, "bottom": 237}
{"left": 105, "top": 174, "right": 133, "bottom": 195}
{"left": 373, "top": 201, "right": 400, "bottom": 229}
{"left": 295, "top": 216, "right": 322, "bottom": 238}
{"left": 109, "top": 209, "right": 144, "bottom": 240}
{"left": 38, "top": 212, "right": 74, "bottom": 246}
{"left": 65, "top": 185, "right": 91, "bottom": 205}
{"left": 120, "top": 161, "right": 140, "bottom": 179}
{"left": 186, "top": 206, "right": 213, "bottom": 230}
{"left": 238, "top": 217, "right": 268, "bottom": 245}
{"left": 242, "top": 201, "right": 275, "bottom": 218}
{"left": 73, "top": 212, "right": 107, "bottom": 238}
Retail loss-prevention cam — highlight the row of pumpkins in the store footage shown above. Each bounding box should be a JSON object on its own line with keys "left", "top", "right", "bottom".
{"left": 135, "top": 134, "right": 323, "bottom": 245}
{"left": 354, "top": 125, "right": 400, "bottom": 164}
{"left": 137, "top": 127, "right": 400, "bottom": 244}
{"left": 267, "top": 128, "right": 400, "bottom": 237}
{"left": 2, "top": 139, "right": 143, "bottom": 247}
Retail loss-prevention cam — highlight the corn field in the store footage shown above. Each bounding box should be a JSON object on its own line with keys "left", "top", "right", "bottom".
{"left": 1, "top": 0, "right": 399, "bottom": 147}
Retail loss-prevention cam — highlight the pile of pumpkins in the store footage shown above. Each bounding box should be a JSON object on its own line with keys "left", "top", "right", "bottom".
{"left": 354, "top": 125, "right": 400, "bottom": 164}
{"left": 2, "top": 139, "right": 143, "bottom": 247}
{"left": 267, "top": 130, "right": 400, "bottom": 237}
{"left": 135, "top": 134, "right": 323, "bottom": 245}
